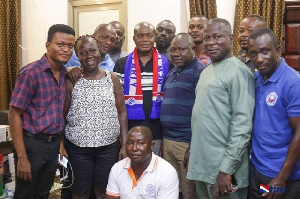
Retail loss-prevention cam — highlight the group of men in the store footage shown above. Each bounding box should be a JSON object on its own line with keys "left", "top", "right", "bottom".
{"left": 8, "top": 13, "right": 300, "bottom": 199}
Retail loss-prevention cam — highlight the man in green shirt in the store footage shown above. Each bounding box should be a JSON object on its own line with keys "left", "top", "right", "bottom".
{"left": 186, "top": 18, "right": 255, "bottom": 199}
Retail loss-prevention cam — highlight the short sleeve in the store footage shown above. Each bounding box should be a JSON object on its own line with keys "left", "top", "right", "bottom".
{"left": 9, "top": 70, "right": 36, "bottom": 111}
{"left": 286, "top": 80, "right": 300, "bottom": 117}
{"left": 157, "top": 165, "right": 179, "bottom": 199}
{"left": 106, "top": 164, "right": 121, "bottom": 197}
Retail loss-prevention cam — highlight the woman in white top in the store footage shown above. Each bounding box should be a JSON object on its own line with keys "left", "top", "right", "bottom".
{"left": 63, "top": 35, "right": 128, "bottom": 199}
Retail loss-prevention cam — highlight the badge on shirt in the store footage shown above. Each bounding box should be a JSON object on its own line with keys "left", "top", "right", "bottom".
{"left": 141, "top": 184, "right": 156, "bottom": 198}
{"left": 266, "top": 92, "right": 278, "bottom": 106}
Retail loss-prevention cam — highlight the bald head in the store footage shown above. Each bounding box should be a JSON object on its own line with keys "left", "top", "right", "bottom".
{"left": 170, "top": 33, "right": 195, "bottom": 68}
{"left": 93, "top": 24, "right": 116, "bottom": 55}
{"left": 203, "top": 18, "right": 233, "bottom": 62}
{"left": 133, "top": 22, "right": 156, "bottom": 54}
{"left": 128, "top": 126, "right": 153, "bottom": 143}
{"left": 134, "top": 22, "right": 155, "bottom": 35}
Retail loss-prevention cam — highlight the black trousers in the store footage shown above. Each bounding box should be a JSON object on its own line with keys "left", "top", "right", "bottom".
{"left": 249, "top": 161, "right": 300, "bottom": 199}
{"left": 13, "top": 132, "right": 61, "bottom": 199}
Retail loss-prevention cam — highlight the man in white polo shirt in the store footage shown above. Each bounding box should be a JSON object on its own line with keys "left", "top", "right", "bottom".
{"left": 106, "top": 126, "right": 179, "bottom": 199}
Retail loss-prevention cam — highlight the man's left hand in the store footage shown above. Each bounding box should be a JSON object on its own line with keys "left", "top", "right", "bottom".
{"left": 216, "top": 171, "right": 232, "bottom": 195}
{"left": 262, "top": 177, "right": 286, "bottom": 199}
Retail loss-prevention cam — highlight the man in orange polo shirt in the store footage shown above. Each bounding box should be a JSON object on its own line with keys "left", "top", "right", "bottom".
{"left": 106, "top": 126, "right": 179, "bottom": 199}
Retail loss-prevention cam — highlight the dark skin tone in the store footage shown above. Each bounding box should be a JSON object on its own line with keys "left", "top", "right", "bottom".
{"left": 248, "top": 34, "right": 300, "bottom": 199}
{"left": 109, "top": 21, "right": 126, "bottom": 55}
{"left": 106, "top": 126, "right": 155, "bottom": 199}
{"left": 188, "top": 17, "right": 208, "bottom": 58}
{"left": 64, "top": 37, "right": 127, "bottom": 199}
{"left": 184, "top": 21, "right": 235, "bottom": 198}
{"left": 8, "top": 32, "right": 75, "bottom": 182}
{"left": 262, "top": 118, "right": 300, "bottom": 199}
{"left": 133, "top": 22, "right": 156, "bottom": 66}
{"left": 238, "top": 17, "right": 265, "bottom": 51}
{"left": 155, "top": 20, "right": 176, "bottom": 54}
{"left": 170, "top": 35, "right": 195, "bottom": 71}
{"left": 68, "top": 25, "right": 116, "bottom": 84}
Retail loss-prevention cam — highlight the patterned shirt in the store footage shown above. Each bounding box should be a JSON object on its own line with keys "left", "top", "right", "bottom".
{"left": 197, "top": 51, "right": 211, "bottom": 67}
{"left": 65, "top": 70, "right": 120, "bottom": 147}
{"left": 237, "top": 49, "right": 255, "bottom": 73}
{"left": 10, "top": 54, "right": 67, "bottom": 135}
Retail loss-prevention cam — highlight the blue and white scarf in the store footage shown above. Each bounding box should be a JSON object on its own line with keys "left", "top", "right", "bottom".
{"left": 124, "top": 47, "right": 169, "bottom": 120}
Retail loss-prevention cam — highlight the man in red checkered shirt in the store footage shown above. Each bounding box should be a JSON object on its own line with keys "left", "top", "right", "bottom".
{"left": 8, "top": 24, "right": 75, "bottom": 199}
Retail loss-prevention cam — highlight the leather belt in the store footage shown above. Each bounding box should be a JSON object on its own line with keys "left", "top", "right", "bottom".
{"left": 24, "top": 130, "right": 59, "bottom": 143}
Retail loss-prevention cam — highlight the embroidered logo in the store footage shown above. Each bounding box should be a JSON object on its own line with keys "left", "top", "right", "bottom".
{"left": 128, "top": 97, "right": 135, "bottom": 106}
{"left": 266, "top": 92, "right": 278, "bottom": 106}
{"left": 145, "top": 184, "right": 155, "bottom": 195}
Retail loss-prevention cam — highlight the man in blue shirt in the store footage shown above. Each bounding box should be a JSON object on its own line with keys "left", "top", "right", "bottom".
{"left": 248, "top": 27, "right": 300, "bottom": 199}
{"left": 160, "top": 33, "right": 205, "bottom": 199}
{"left": 65, "top": 24, "right": 116, "bottom": 83}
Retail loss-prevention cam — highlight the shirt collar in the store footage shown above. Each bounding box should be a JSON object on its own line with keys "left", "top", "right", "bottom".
{"left": 257, "top": 58, "right": 286, "bottom": 83}
{"left": 123, "top": 153, "right": 158, "bottom": 173}
{"left": 173, "top": 57, "right": 198, "bottom": 74}
{"left": 41, "top": 54, "right": 67, "bottom": 74}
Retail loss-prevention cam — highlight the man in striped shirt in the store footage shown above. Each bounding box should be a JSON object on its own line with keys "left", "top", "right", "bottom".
{"left": 160, "top": 33, "right": 206, "bottom": 199}
{"left": 114, "top": 22, "right": 172, "bottom": 155}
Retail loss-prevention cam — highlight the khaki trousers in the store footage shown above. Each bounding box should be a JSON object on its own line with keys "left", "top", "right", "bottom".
{"left": 163, "top": 138, "right": 195, "bottom": 199}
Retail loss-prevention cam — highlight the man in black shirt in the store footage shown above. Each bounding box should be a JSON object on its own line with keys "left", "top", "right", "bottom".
{"left": 114, "top": 22, "right": 171, "bottom": 155}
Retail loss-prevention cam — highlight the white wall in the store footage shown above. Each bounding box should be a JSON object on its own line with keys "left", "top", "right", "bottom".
{"left": 20, "top": 0, "right": 236, "bottom": 66}
{"left": 21, "top": 0, "right": 68, "bottom": 66}
{"left": 126, "top": 0, "right": 189, "bottom": 52}
{"left": 216, "top": 0, "right": 237, "bottom": 31}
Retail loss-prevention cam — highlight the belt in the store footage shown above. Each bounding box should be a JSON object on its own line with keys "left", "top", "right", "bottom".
{"left": 24, "top": 130, "right": 59, "bottom": 143}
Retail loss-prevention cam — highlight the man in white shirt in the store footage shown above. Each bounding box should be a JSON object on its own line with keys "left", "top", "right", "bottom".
{"left": 106, "top": 126, "right": 179, "bottom": 199}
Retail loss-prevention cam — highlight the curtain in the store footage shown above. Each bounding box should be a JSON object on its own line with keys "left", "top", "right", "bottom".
{"left": 189, "top": 0, "right": 217, "bottom": 19}
{"left": 233, "top": 0, "right": 285, "bottom": 56}
{"left": 0, "top": 0, "right": 19, "bottom": 110}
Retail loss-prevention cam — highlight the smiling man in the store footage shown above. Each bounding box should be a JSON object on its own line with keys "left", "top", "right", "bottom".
{"left": 114, "top": 22, "right": 171, "bottom": 156}
{"left": 160, "top": 33, "right": 205, "bottom": 199}
{"left": 106, "top": 126, "right": 179, "bottom": 199}
{"left": 9, "top": 24, "right": 75, "bottom": 199}
{"left": 155, "top": 20, "right": 176, "bottom": 60}
{"left": 188, "top": 15, "right": 211, "bottom": 66}
{"left": 65, "top": 24, "right": 116, "bottom": 83}
{"left": 187, "top": 18, "right": 255, "bottom": 199}
{"left": 248, "top": 28, "right": 300, "bottom": 199}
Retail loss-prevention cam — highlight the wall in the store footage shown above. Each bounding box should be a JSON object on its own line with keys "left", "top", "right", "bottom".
{"left": 20, "top": 0, "right": 237, "bottom": 66}
{"left": 216, "top": 0, "right": 237, "bottom": 29}
{"left": 126, "top": 0, "right": 189, "bottom": 52}
{"left": 20, "top": 0, "right": 68, "bottom": 66}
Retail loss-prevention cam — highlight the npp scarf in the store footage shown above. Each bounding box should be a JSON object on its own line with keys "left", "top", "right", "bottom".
{"left": 123, "top": 47, "right": 169, "bottom": 120}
